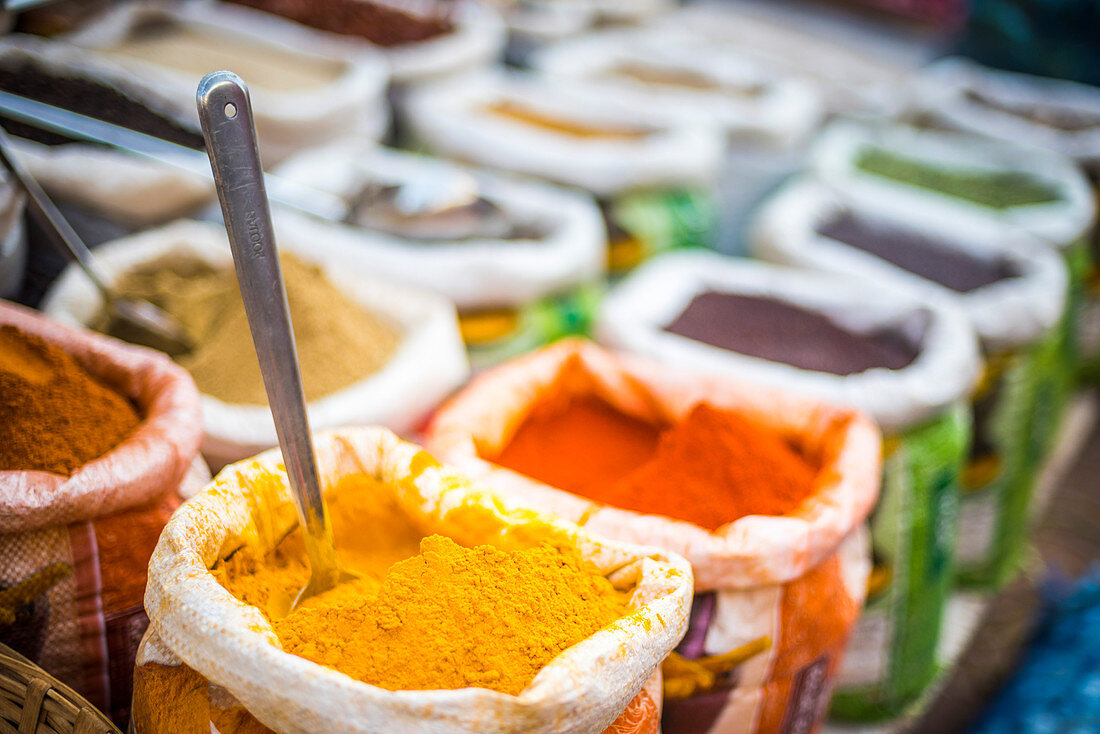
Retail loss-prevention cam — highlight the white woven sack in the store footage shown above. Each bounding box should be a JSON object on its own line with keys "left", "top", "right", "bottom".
{"left": 533, "top": 27, "right": 825, "bottom": 149}
{"left": 141, "top": 427, "right": 693, "bottom": 734}
{"left": 383, "top": 0, "right": 506, "bottom": 84}
{"left": 0, "top": 35, "right": 213, "bottom": 224}
{"left": 39, "top": 219, "right": 470, "bottom": 468}
{"left": 273, "top": 141, "right": 605, "bottom": 311}
{"left": 498, "top": 0, "right": 595, "bottom": 45}
{"left": 428, "top": 339, "right": 880, "bottom": 592}
{"left": 911, "top": 57, "right": 1100, "bottom": 175}
{"left": 63, "top": 1, "right": 389, "bottom": 164}
{"left": 403, "top": 70, "right": 724, "bottom": 198}
{"left": 585, "top": 0, "right": 673, "bottom": 22}
{"left": 811, "top": 120, "right": 1097, "bottom": 249}
{"left": 752, "top": 178, "right": 1069, "bottom": 354}
{"left": 654, "top": 3, "right": 925, "bottom": 116}
{"left": 595, "top": 251, "right": 981, "bottom": 433}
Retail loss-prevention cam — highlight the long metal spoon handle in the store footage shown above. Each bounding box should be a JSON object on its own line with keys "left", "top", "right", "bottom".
{"left": 0, "top": 127, "right": 112, "bottom": 301}
{"left": 196, "top": 71, "right": 337, "bottom": 577}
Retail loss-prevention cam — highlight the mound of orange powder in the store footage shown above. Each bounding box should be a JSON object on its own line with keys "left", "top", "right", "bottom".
{"left": 494, "top": 398, "right": 817, "bottom": 530}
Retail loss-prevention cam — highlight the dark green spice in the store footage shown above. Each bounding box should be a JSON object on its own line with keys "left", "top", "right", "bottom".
{"left": 855, "top": 146, "right": 1061, "bottom": 210}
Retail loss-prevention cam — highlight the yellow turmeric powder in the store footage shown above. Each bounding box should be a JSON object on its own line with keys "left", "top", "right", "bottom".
{"left": 213, "top": 471, "right": 627, "bottom": 697}
{"left": 274, "top": 535, "right": 626, "bottom": 695}
{"left": 213, "top": 472, "right": 426, "bottom": 620}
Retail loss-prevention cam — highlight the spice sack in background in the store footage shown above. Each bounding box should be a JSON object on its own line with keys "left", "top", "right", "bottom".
{"left": 132, "top": 427, "right": 692, "bottom": 734}
{"left": 812, "top": 121, "right": 1096, "bottom": 386}
{"left": 595, "top": 253, "right": 981, "bottom": 720}
{"left": 753, "top": 180, "right": 1068, "bottom": 592}
{"left": 225, "top": 0, "right": 506, "bottom": 89}
{"left": 41, "top": 219, "right": 469, "bottom": 468}
{"left": 427, "top": 340, "right": 881, "bottom": 734}
{"left": 908, "top": 58, "right": 1100, "bottom": 381}
{"left": 272, "top": 142, "right": 606, "bottom": 370}
{"left": 0, "top": 301, "right": 206, "bottom": 728}
{"left": 403, "top": 70, "right": 723, "bottom": 274}
{"left": 0, "top": 34, "right": 212, "bottom": 225}
{"left": 62, "top": 1, "right": 390, "bottom": 163}
{"left": 532, "top": 26, "right": 826, "bottom": 254}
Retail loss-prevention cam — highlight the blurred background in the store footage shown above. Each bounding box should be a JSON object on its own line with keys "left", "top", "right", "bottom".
{"left": 0, "top": 0, "right": 1098, "bottom": 733}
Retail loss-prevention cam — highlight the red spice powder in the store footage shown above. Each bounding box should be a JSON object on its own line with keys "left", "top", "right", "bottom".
{"left": 494, "top": 398, "right": 817, "bottom": 530}
{"left": 494, "top": 396, "right": 662, "bottom": 498}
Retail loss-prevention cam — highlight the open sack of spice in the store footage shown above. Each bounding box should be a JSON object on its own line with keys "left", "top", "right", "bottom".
{"left": 133, "top": 426, "right": 692, "bottom": 734}
{"left": 812, "top": 119, "right": 1099, "bottom": 384}
{"left": 532, "top": 27, "right": 824, "bottom": 149}
{"left": 426, "top": 339, "right": 880, "bottom": 734}
{"left": 59, "top": 1, "right": 389, "bottom": 164}
{"left": 0, "top": 300, "right": 207, "bottom": 726}
{"left": 39, "top": 219, "right": 469, "bottom": 469}
{"left": 904, "top": 60, "right": 1100, "bottom": 379}
{"left": 909, "top": 57, "right": 1100, "bottom": 178}
{"left": 751, "top": 180, "right": 1069, "bottom": 707}
{"left": 533, "top": 25, "right": 825, "bottom": 254}
{"left": 653, "top": 3, "right": 924, "bottom": 117}
{"left": 273, "top": 141, "right": 605, "bottom": 369}
{"left": 221, "top": 0, "right": 506, "bottom": 88}
{"left": 0, "top": 34, "right": 213, "bottom": 225}
{"left": 753, "top": 183, "right": 1067, "bottom": 592}
{"left": 403, "top": 70, "right": 723, "bottom": 274}
{"left": 593, "top": 253, "right": 981, "bottom": 721}
{"left": 811, "top": 121, "right": 1096, "bottom": 247}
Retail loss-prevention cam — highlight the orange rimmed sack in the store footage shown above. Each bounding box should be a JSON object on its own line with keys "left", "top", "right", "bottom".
{"left": 0, "top": 300, "right": 206, "bottom": 727}
{"left": 427, "top": 339, "right": 881, "bottom": 734}
{"left": 133, "top": 427, "right": 692, "bottom": 734}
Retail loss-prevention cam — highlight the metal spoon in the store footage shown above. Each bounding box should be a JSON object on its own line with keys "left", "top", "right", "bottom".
{"left": 196, "top": 70, "right": 356, "bottom": 614}
{"left": 0, "top": 128, "right": 193, "bottom": 356}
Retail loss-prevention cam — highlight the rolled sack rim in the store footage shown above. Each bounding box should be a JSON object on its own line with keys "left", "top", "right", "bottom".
{"left": 145, "top": 426, "right": 693, "bottom": 734}
{"left": 750, "top": 176, "right": 1069, "bottom": 353}
{"left": 0, "top": 300, "right": 203, "bottom": 532}
{"left": 384, "top": 0, "right": 507, "bottom": 84}
{"left": 269, "top": 142, "right": 607, "bottom": 310}
{"left": 403, "top": 69, "right": 725, "bottom": 198}
{"left": 593, "top": 250, "right": 983, "bottom": 434}
{"left": 59, "top": 1, "right": 391, "bottom": 133}
{"left": 913, "top": 57, "right": 1100, "bottom": 168}
{"left": 811, "top": 119, "right": 1097, "bottom": 248}
{"left": 37, "top": 218, "right": 472, "bottom": 467}
{"left": 426, "top": 338, "right": 882, "bottom": 591}
{"left": 530, "top": 27, "right": 827, "bottom": 146}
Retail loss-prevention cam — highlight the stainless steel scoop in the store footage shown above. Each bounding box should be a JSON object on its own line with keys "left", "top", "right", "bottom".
{"left": 196, "top": 70, "right": 356, "bottom": 614}
{"left": 0, "top": 128, "right": 193, "bottom": 356}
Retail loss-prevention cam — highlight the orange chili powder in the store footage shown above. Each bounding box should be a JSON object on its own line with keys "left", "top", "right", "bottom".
{"left": 494, "top": 398, "right": 817, "bottom": 530}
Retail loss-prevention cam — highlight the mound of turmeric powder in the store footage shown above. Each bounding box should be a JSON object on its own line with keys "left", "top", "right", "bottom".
{"left": 274, "top": 535, "right": 626, "bottom": 695}
{"left": 213, "top": 472, "right": 627, "bottom": 696}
